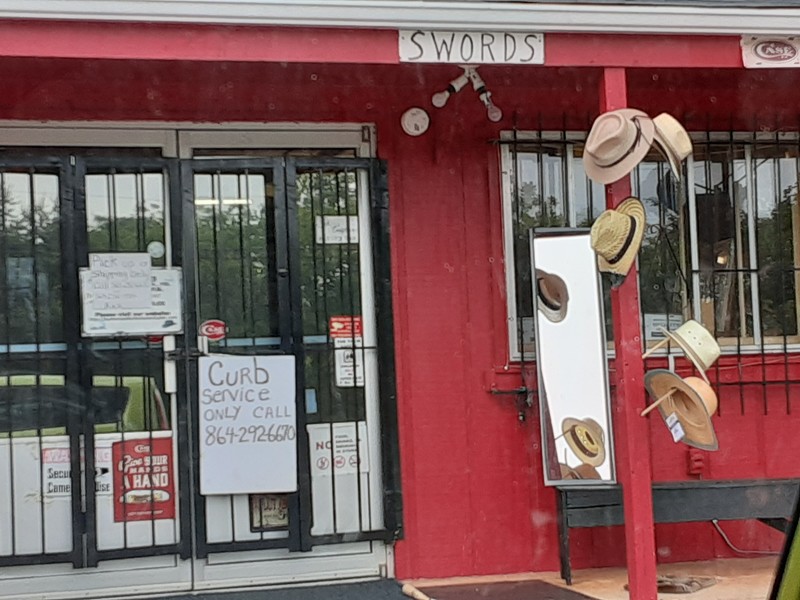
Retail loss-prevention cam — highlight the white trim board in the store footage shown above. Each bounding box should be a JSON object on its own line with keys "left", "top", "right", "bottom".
{"left": 0, "top": 1, "right": 799, "bottom": 35}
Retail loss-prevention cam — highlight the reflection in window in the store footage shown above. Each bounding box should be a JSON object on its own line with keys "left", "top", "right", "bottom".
{"left": 503, "top": 135, "right": 800, "bottom": 357}
{"left": 0, "top": 171, "right": 62, "bottom": 345}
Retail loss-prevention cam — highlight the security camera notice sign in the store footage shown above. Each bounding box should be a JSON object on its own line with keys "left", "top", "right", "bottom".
{"left": 198, "top": 355, "right": 297, "bottom": 495}
{"left": 112, "top": 437, "right": 175, "bottom": 522}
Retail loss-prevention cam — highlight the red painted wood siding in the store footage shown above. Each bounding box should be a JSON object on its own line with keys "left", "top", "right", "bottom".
{"left": 0, "top": 55, "right": 792, "bottom": 577}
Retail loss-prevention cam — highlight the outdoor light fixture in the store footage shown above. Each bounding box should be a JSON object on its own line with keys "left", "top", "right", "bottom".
{"left": 431, "top": 69, "right": 470, "bottom": 108}
{"left": 467, "top": 67, "right": 503, "bottom": 123}
{"left": 431, "top": 66, "right": 502, "bottom": 122}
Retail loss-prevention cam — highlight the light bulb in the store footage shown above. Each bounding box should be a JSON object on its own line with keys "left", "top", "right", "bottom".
{"left": 487, "top": 103, "right": 503, "bottom": 122}
{"left": 431, "top": 90, "right": 450, "bottom": 108}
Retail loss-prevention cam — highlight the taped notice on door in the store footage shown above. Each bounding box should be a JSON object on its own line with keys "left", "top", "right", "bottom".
{"left": 42, "top": 443, "right": 113, "bottom": 498}
{"left": 308, "top": 422, "right": 369, "bottom": 476}
{"left": 81, "top": 267, "right": 183, "bottom": 337}
{"left": 334, "top": 347, "right": 364, "bottom": 387}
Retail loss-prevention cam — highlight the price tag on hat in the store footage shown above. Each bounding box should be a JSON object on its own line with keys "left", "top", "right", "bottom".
{"left": 666, "top": 412, "right": 685, "bottom": 443}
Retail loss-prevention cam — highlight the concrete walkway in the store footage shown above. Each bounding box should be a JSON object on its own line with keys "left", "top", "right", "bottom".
{"left": 144, "top": 557, "right": 779, "bottom": 600}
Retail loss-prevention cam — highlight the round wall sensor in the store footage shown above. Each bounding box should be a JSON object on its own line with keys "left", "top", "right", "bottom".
{"left": 401, "top": 107, "right": 430, "bottom": 136}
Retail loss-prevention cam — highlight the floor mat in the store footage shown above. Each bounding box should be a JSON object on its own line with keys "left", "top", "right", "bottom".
{"left": 151, "top": 579, "right": 406, "bottom": 600}
{"left": 417, "top": 581, "right": 599, "bottom": 600}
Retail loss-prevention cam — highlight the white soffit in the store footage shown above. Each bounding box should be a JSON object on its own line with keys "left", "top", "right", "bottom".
{"left": 0, "top": 1, "right": 799, "bottom": 36}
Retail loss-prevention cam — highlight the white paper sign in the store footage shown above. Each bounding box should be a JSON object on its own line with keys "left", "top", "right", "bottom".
{"left": 399, "top": 30, "right": 544, "bottom": 64}
{"left": 198, "top": 356, "right": 297, "bottom": 495}
{"left": 85, "top": 253, "right": 152, "bottom": 309}
{"left": 334, "top": 347, "right": 365, "bottom": 388}
{"left": 666, "top": 412, "right": 685, "bottom": 443}
{"left": 81, "top": 268, "right": 183, "bottom": 337}
{"left": 308, "top": 422, "right": 369, "bottom": 476}
{"left": 643, "top": 314, "right": 683, "bottom": 341}
{"left": 41, "top": 444, "right": 112, "bottom": 498}
{"left": 315, "top": 216, "right": 359, "bottom": 244}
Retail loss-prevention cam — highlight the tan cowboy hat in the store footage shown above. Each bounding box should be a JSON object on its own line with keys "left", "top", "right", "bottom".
{"left": 535, "top": 269, "right": 569, "bottom": 323}
{"left": 590, "top": 197, "right": 645, "bottom": 276}
{"left": 644, "top": 319, "right": 720, "bottom": 383}
{"left": 558, "top": 462, "right": 601, "bottom": 481}
{"left": 583, "top": 108, "right": 656, "bottom": 184}
{"left": 562, "top": 417, "right": 606, "bottom": 467}
{"left": 644, "top": 370, "right": 719, "bottom": 451}
{"left": 574, "top": 463, "right": 601, "bottom": 480}
{"left": 653, "top": 113, "right": 692, "bottom": 180}
{"left": 559, "top": 463, "right": 581, "bottom": 480}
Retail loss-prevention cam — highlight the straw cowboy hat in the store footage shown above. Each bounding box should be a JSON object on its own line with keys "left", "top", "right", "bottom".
{"left": 562, "top": 417, "right": 606, "bottom": 467}
{"left": 652, "top": 113, "right": 692, "bottom": 180}
{"left": 583, "top": 108, "right": 655, "bottom": 184}
{"left": 535, "top": 269, "right": 569, "bottom": 323}
{"left": 559, "top": 462, "right": 601, "bottom": 481}
{"left": 590, "top": 197, "right": 646, "bottom": 276}
{"left": 644, "top": 370, "right": 719, "bottom": 451}
{"left": 559, "top": 463, "right": 581, "bottom": 480}
{"left": 574, "top": 463, "right": 602, "bottom": 480}
{"left": 643, "top": 319, "right": 720, "bottom": 383}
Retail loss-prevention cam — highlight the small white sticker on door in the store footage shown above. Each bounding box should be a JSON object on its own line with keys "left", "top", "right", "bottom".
{"left": 334, "top": 348, "right": 365, "bottom": 387}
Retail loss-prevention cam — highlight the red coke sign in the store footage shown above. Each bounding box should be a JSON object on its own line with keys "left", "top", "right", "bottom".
{"left": 200, "top": 319, "right": 227, "bottom": 342}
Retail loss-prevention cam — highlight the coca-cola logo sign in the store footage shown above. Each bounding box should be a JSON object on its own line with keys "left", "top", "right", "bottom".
{"left": 753, "top": 40, "right": 798, "bottom": 62}
{"left": 200, "top": 319, "right": 227, "bottom": 341}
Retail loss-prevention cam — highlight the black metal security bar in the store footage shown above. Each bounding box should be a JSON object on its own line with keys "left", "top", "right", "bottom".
{"left": 0, "top": 150, "right": 401, "bottom": 568}
{"left": 505, "top": 126, "right": 800, "bottom": 422}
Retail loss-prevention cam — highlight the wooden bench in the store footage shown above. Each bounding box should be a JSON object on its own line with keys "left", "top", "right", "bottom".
{"left": 556, "top": 479, "right": 800, "bottom": 584}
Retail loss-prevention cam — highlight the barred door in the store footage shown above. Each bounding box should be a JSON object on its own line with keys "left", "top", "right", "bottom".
{"left": 0, "top": 151, "right": 399, "bottom": 573}
{"left": 184, "top": 157, "right": 400, "bottom": 557}
{"left": 0, "top": 155, "right": 190, "bottom": 568}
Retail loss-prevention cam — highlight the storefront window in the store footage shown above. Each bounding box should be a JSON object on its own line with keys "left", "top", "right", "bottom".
{"left": 503, "top": 135, "right": 800, "bottom": 358}
{"left": 0, "top": 172, "right": 62, "bottom": 345}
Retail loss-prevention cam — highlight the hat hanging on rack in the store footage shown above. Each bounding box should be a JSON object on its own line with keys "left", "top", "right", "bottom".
{"left": 590, "top": 197, "right": 646, "bottom": 277}
{"left": 652, "top": 113, "right": 692, "bottom": 180}
{"left": 642, "top": 370, "right": 719, "bottom": 451}
{"left": 583, "top": 108, "right": 655, "bottom": 184}
{"left": 642, "top": 319, "right": 720, "bottom": 383}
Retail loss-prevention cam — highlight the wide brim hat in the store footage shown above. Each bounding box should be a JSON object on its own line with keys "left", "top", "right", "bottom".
{"left": 644, "top": 370, "right": 719, "bottom": 451}
{"left": 657, "top": 319, "right": 720, "bottom": 383}
{"left": 590, "top": 197, "right": 646, "bottom": 276}
{"left": 559, "top": 463, "right": 581, "bottom": 480}
{"left": 535, "top": 269, "right": 569, "bottom": 323}
{"left": 653, "top": 113, "right": 692, "bottom": 181}
{"left": 583, "top": 108, "right": 656, "bottom": 185}
{"left": 574, "top": 463, "right": 601, "bottom": 480}
{"left": 562, "top": 417, "right": 606, "bottom": 467}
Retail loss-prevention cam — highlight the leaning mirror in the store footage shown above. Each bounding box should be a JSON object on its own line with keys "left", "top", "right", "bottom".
{"left": 530, "top": 228, "right": 616, "bottom": 486}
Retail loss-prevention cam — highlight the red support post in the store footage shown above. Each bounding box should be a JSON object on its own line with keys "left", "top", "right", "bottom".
{"left": 600, "top": 67, "right": 658, "bottom": 600}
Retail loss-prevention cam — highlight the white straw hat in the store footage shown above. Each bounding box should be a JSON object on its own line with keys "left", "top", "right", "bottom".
{"left": 535, "top": 269, "right": 569, "bottom": 323}
{"left": 653, "top": 113, "right": 692, "bottom": 180}
{"left": 562, "top": 417, "right": 606, "bottom": 467}
{"left": 644, "top": 319, "right": 720, "bottom": 383}
{"left": 590, "top": 197, "right": 646, "bottom": 276}
{"left": 583, "top": 108, "right": 655, "bottom": 184}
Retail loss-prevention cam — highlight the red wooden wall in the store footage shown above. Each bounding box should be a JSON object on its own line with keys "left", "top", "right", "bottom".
{"left": 0, "top": 55, "right": 795, "bottom": 577}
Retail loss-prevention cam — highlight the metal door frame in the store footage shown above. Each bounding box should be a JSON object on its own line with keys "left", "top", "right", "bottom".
{"left": 73, "top": 156, "right": 191, "bottom": 566}
{"left": 0, "top": 147, "right": 402, "bottom": 571}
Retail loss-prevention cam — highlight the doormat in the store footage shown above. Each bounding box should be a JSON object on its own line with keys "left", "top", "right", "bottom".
{"left": 624, "top": 575, "right": 717, "bottom": 594}
{"left": 149, "top": 579, "right": 407, "bottom": 600}
{"left": 414, "top": 581, "right": 599, "bottom": 600}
